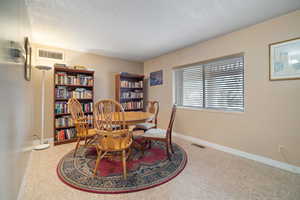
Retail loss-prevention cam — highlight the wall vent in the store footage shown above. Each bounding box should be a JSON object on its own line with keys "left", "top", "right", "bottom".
{"left": 37, "top": 48, "right": 64, "bottom": 61}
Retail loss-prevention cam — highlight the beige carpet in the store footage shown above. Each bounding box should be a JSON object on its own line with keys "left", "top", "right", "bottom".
{"left": 20, "top": 137, "right": 300, "bottom": 200}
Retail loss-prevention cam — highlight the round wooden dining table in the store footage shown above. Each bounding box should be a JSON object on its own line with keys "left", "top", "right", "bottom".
{"left": 122, "top": 112, "right": 154, "bottom": 125}
{"left": 95, "top": 111, "right": 154, "bottom": 126}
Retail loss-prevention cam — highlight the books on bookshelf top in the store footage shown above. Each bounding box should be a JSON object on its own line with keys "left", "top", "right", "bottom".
{"left": 55, "top": 72, "right": 93, "bottom": 86}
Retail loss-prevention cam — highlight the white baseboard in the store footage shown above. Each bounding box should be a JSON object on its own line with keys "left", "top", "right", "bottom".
{"left": 33, "top": 137, "right": 54, "bottom": 147}
{"left": 173, "top": 132, "right": 300, "bottom": 174}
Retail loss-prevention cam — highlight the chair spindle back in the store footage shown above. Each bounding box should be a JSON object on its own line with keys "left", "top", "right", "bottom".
{"left": 94, "top": 99, "right": 126, "bottom": 131}
{"left": 166, "top": 105, "right": 177, "bottom": 140}
{"left": 94, "top": 99, "right": 131, "bottom": 150}
{"left": 147, "top": 101, "right": 159, "bottom": 126}
{"left": 68, "top": 98, "right": 88, "bottom": 137}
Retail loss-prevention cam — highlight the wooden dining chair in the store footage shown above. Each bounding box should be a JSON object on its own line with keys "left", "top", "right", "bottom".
{"left": 141, "top": 105, "right": 176, "bottom": 160}
{"left": 68, "top": 98, "right": 97, "bottom": 157}
{"left": 135, "top": 101, "right": 159, "bottom": 131}
{"left": 93, "top": 99, "right": 133, "bottom": 179}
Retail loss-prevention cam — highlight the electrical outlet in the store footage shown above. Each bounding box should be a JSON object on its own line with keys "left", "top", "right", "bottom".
{"left": 278, "top": 145, "right": 284, "bottom": 153}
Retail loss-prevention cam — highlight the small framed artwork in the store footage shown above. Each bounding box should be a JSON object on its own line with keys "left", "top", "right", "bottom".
{"left": 150, "top": 70, "right": 163, "bottom": 86}
{"left": 24, "top": 37, "right": 32, "bottom": 81}
{"left": 269, "top": 37, "right": 300, "bottom": 80}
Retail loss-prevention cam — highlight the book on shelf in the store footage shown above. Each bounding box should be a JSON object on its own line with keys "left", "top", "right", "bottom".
{"left": 55, "top": 116, "right": 74, "bottom": 128}
{"left": 120, "top": 80, "right": 143, "bottom": 88}
{"left": 55, "top": 102, "right": 93, "bottom": 115}
{"left": 55, "top": 72, "right": 93, "bottom": 86}
{"left": 55, "top": 114, "right": 93, "bottom": 128}
{"left": 121, "top": 101, "right": 143, "bottom": 110}
{"left": 55, "top": 87, "right": 93, "bottom": 99}
{"left": 55, "top": 102, "right": 69, "bottom": 114}
{"left": 56, "top": 128, "right": 77, "bottom": 141}
{"left": 121, "top": 90, "right": 143, "bottom": 99}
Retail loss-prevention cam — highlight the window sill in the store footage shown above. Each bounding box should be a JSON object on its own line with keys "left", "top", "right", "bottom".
{"left": 176, "top": 106, "right": 245, "bottom": 115}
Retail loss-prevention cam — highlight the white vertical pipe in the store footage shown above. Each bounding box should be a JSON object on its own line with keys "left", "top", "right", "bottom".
{"left": 40, "top": 70, "right": 45, "bottom": 144}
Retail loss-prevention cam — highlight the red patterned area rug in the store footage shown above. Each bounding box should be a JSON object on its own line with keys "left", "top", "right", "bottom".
{"left": 57, "top": 141, "right": 187, "bottom": 194}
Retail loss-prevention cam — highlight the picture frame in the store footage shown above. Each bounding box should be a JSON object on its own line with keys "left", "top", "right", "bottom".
{"left": 269, "top": 37, "right": 300, "bottom": 80}
{"left": 150, "top": 70, "right": 163, "bottom": 86}
{"left": 24, "top": 37, "right": 32, "bottom": 81}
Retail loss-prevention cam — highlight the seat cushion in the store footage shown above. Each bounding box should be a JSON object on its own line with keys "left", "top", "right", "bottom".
{"left": 143, "top": 128, "right": 167, "bottom": 138}
{"left": 135, "top": 123, "right": 156, "bottom": 130}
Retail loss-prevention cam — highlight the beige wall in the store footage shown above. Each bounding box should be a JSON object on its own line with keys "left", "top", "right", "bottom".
{"left": 144, "top": 10, "right": 300, "bottom": 167}
{"left": 31, "top": 44, "right": 143, "bottom": 139}
{"left": 0, "top": 0, "right": 33, "bottom": 199}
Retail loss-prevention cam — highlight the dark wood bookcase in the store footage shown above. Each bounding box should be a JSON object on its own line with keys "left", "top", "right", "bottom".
{"left": 115, "top": 72, "right": 145, "bottom": 112}
{"left": 53, "top": 67, "right": 94, "bottom": 145}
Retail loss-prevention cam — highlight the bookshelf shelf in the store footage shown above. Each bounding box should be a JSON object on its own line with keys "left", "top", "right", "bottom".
{"left": 120, "top": 98, "right": 143, "bottom": 101}
{"left": 55, "top": 84, "right": 94, "bottom": 88}
{"left": 55, "top": 112, "right": 93, "bottom": 117}
{"left": 55, "top": 98, "right": 93, "bottom": 101}
{"left": 55, "top": 126, "right": 76, "bottom": 129}
{"left": 120, "top": 87, "right": 143, "bottom": 90}
{"left": 54, "top": 67, "right": 94, "bottom": 145}
{"left": 115, "top": 72, "right": 145, "bottom": 112}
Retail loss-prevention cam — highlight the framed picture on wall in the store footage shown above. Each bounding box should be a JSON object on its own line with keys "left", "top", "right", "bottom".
{"left": 269, "top": 37, "right": 300, "bottom": 80}
{"left": 150, "top": 70, "right": 163, "bottom": 86}
{"left": 24, "top": 37, "right": 32, "bottom": 81}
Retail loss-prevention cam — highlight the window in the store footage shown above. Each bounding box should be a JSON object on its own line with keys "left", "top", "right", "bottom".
{"left": 174, "top": 55, "right": 244, "bottom": 112}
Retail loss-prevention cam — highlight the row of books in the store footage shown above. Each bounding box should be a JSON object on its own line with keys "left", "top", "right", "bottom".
{"left": 55, "top": 102, "right": 93, "bottom": 115}
{"left": 121, "top": 101, "right": 143, "bottom": 110}
{"left": 56, "top": 128, "right": 76, "bottom": 141}
{"left": 55, "top": 72, "right": 93, "bottom": 86}
{"left": 56, "top": 87, "right": 93, "bottom": 99}
{"left": 55, "top": 102, "right": 69, "bottom": 114}
{"left": 55, "top": 116, "right": 74, "bottom": 128}
{"left": 120, "top": 80, "right": 143, "bottom": 88}
{"left": 121, "top": 91, "right": 143, "bottom": 99}
{"left": 55, "top": 115, "right": 94, "bottom": 128}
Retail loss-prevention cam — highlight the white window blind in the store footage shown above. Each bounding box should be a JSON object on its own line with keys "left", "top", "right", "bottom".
{"left": 174, "top": 55, "right": 244, "bottom": 112}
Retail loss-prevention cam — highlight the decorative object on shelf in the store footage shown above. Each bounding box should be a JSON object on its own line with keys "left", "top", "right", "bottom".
{"left": 269, "top": 37, "right": 300, "bottom": 80}
{"left": 150, "top": 70, "right": 163, "bottom": 86}
{"left": 74, "top": 65, "right": 86, "bottom": 70}
{"left": 54, "top": 67, "right": 95, "bottom": 145}
{"left": 54, "top": 63, "right": 67, "bottom": 68}
{"left": 115, "top": 73, "right": 144, "bottom": 111}
{"left": 57, "top": 141, "right": 187, "bottom": 194}
{"left": 24, "top": 37, "right": 32, "bottom": 81}
{"left": 35, "top": 65, "right": 52, "bottom": 150}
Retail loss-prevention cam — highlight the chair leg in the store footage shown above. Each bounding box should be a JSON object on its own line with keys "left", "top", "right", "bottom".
{"left": 94, "top": 150, "right": 106, "bottom": 176}
{"left": 166, "top": 141, "right": 171, "bottom": 161}
{"left": 169, "top": 138, "right": 174, "bottom": 154}
{"left": 122, "top": 150, "right": 127, "bottom": 179}
{"left": 148, "top": 140, "right": 152, "bottom": 149}
{"left": 73, "top": 138, "right": 81, "bottom": 157}
{"left": 94, "top": 150, "right": 102, "bottom": 176}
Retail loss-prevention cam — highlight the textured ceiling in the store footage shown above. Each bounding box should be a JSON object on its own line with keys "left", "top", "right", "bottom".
{"left": 25, "top": 0, "right": 300, "bottom": 61}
